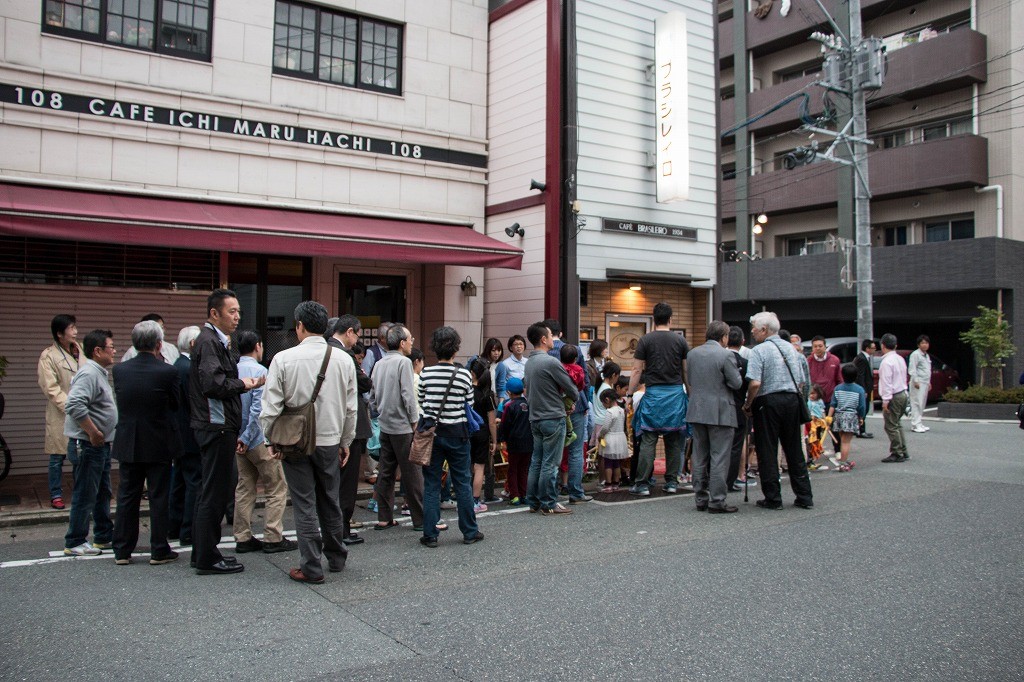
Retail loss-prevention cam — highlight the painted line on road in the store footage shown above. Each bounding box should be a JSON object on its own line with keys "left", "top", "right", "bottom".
{"left": 1, "top": 508, "right": 538, "bottom": 569}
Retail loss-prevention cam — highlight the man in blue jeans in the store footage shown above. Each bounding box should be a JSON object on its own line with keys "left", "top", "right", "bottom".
{"left": 63, "top": 329, "right": 119, "bottom": 556}
{"left": 543, "top": 319, "right": 592, "bottom": 505}
{"left": 524, "top": 322, "right": 580, "bottom": 515}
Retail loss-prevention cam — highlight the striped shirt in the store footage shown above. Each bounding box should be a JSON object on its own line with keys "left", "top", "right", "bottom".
{"left": 418, "top": 364, "right": 473, "bottom": 425}
{"left": 830, "top": 382, "right": 867, "bottom": 418}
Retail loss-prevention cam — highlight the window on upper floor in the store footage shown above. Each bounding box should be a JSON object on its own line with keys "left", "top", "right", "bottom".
{"left": 774, "top": 60, "right": 822, "bottom": 85}
{"left": 925, "top": 216, "right": 974, "bottom": 243}
{"left": 922, "top": 117, "right": 972, "bottom": 141}
{"left": 871, "top": 116, "right": 972, "bottom": 149}
{"left": 875, "top": 224, "right": 908, "bottom": 247}
{"left": 721, "top": 162, "right": 737, "bottom": 181}
{"left": 272, "top": 1, "right": 403, "bottom": 95}
{"left": 785, "top": 233, "right": 831, "bottom": 257}
{"left": 720, "top": 84, "right": 735, "bottom": 101}
{"left": 43, "top": 0, "right": 212, "bottom": 60}
{"left": 880, "top": 11, "right": 971, "bottom": 54}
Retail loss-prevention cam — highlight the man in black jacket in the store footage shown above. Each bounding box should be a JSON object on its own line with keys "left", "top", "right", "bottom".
{"left": 168, "top": 326, "right": 201, "bottom": 545}
{"left": 726, "top": 326, "right": 751, "bottom": 491}
{"left": 853, "top": 339, "right": 876, "bottom": 438}
{"left": 327, "top": 315, "right": 373, "bottom": 545}
{"left": 111, "top": 321, "right": 182, "bottom": 565}
{"left": 189, "top": 289, "right": 263, "bottom": 575}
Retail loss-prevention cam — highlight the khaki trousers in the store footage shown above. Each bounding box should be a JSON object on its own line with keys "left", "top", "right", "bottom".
{"left": 233, "top": 443, "right": 289, "bottom": 543}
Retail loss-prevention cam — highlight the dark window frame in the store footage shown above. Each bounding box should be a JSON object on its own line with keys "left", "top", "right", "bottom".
{"left": 41, "top": 0, "right": 214, "bottom": 62}
{"left": 924, "top": 215, "right": 975, "bottom": 243}
{"left": 272, "top": 1, "right": 403, "bottom": 95}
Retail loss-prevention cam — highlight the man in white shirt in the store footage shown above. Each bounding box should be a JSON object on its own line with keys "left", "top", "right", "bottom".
{"left": 261, "top": 301, "right": 357, "bottom": 584}
{"left": 908, "top": 335, "right": 932, "bottom": 433}
{"left": 877, "top": 333, "right": 910, "bottom": 463}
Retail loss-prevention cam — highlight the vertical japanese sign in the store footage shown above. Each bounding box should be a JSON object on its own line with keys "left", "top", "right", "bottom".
{"left": 654, "top": 11, "right": 689, "bottom": 203}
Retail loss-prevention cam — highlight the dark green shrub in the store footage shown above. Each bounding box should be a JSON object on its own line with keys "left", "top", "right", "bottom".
{"left": 943, "top": 385, "right": 1024, "bottom": 404}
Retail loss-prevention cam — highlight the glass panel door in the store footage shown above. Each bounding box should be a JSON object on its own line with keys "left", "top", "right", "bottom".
{"left": 337, "top": 273, "right": 405, "bottom": 347}
{"left": 229, "top": 255, "right": 310, "bottom": 366}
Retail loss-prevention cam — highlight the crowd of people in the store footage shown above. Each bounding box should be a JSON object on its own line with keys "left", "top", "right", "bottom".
{"left": 37, "top": 295, "right": 924, "bottom": 580}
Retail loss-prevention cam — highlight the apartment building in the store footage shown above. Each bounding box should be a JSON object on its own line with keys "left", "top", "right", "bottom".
{"left": 717, "top": 0, "right": 1023, "bottom": 383}
{"left": 0, "top": 0, "right": 519, "bottom": 474}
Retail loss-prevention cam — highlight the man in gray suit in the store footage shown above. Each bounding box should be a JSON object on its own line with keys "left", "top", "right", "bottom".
{"left": 686, "top": 321, "right": 743, "bottom": 514}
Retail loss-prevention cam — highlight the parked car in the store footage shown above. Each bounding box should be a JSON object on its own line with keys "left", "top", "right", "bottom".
{"left": 801, "top": 336, "right": 860, "bottom": 364}
{"left": 871, "top": 350, "right": 961, "bottom": 403}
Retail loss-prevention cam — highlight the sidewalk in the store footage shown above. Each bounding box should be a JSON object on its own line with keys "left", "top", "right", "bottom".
{"left": 0, "top": 471, "right": 379, "bottom": 528}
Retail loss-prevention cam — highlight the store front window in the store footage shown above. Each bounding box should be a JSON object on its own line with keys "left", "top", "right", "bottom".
{"left": 229, "top": 255, "right": 310, "bottom": 366}
{"left": 338, "top": 273, "right": 406, "bottom": 348}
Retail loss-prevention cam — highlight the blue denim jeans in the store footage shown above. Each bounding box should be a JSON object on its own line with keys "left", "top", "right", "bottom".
{"left": 64, "top": 439, "right": 114, "bottom": 548}
{"left": 48, "top": 453, "right": 66, "bottom": 500}
{"left": 526, "top": 418, "right": 567, "bottom": 510}
{"left": 422, "top": 435, "right": 478, "bottom": 541}
{"left": 566, "top": 411, "right": 587, "bottom": 500}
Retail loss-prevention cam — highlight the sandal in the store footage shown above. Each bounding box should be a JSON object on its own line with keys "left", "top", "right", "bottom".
{"left": 374, "top": 520, "right": 400, "bottom": 530}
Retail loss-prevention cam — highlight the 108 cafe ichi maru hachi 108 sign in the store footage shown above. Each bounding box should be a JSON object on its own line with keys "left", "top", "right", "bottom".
{"left": 0, "top": 83, "right": 487, "bottom": 169}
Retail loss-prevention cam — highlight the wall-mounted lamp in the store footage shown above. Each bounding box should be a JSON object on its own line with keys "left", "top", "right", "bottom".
{"left": 756, "top": 213, "right": 768, "bottom": 225}
{"left": 460, "top": 276, "right": 478, "bottom": 297}
{"left": 505, "top": 222, "right": 525, "bottom": 238}
{"left": 752, "top": 223, "right": 764, "bottom": 236}
{"left": 529, "top": 179, "right": 546, "bottom": 192}
{"left": 629, "top": 283, "right": 643, "bottom": 291}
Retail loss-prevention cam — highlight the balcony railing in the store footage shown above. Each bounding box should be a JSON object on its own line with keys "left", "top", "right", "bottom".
{"left": 720, "top": 29, "right": 987, "bottom": 139}
{"left": 721, "top": 135, "right": 988, "bottom": 219}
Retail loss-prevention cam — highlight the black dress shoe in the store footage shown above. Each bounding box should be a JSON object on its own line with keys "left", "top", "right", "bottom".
{"left": 708, "top": 505, "right": 739, "bottom": 514}
{"left": 342, "top": 535, "right": 365, "bottom": 546}
{"left": 755, "top": 499, "right": 783, "bottom": 510}
{"left": 695, "top": 504, "right": 708, "bottom": 512}
{"left": 856, "top": 433, "right": 874, "bottom": 439}
{"left": 262, "top": 539, "right": 298, "bottom": 553}
{"left": 195, "top": 560, "right": 244, "bottom": 575}
{"left": 881, "top": 454, "right": 901, "bottom": 463}
{"left": 235, "top": 537, "right": 264, "bottom": 553}
{"left": 793, "top": 500, "right": 814, "bottom": 509}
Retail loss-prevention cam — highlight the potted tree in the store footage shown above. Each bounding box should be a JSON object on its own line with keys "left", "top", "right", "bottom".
{"left": 938, "top": 306, "right": 1021, "bottom": 419}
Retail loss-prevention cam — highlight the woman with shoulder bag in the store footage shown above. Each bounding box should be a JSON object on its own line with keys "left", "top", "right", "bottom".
{"left": 417, "top": 327, "right": 484, "bottom": 548}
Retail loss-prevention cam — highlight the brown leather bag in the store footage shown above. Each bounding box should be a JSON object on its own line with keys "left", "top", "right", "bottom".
{"left": 266, "top": 346, "right": 333, "bottom": 457}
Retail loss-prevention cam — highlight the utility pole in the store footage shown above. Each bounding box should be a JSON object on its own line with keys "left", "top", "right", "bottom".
{"left": 793, "top": 0, "right": 883, "bottom": 342}
{"left": 848, "top": 0, "right": 874, "bottom": 345}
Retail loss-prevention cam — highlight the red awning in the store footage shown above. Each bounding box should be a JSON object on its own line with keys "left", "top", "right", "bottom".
{"left": 0, "top": 183, "right": 522, "bottom": 269}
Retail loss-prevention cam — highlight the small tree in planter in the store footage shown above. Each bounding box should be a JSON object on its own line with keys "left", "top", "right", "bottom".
{"left": 959, "top": 306, "right": 1016, "bottom": 388}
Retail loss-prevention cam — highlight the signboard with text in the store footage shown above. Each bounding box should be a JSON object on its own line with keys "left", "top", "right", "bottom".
{"left": 654, "top": 12, "right": 690, "bottom": 203}
{"left": 601, "top": 218, "right": 697, "bottom": 241}
{"left": 0, "top": 82, "right": 486, "bottom": 169}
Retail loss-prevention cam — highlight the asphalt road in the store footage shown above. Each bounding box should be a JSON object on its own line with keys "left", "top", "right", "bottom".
{"left": 2, "top": 416, "right": 1022, "bottom": 681}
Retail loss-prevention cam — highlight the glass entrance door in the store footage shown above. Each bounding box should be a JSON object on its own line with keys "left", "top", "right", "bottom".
{"left": 229, "top": 255, "right": 311, "bottom": 366}
{"left": 337, "top": 273, "right": 406, "bottom": 347}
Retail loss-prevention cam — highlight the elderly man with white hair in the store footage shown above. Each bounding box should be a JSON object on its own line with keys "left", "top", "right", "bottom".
{"left": 741, "top": 312, "right": 815, "bottom": 511}
{"left": 111, "top": 320, "right": 182, "bottom": 565}
{"left": 168, "top": 326, "right": 202, "bottom": 545}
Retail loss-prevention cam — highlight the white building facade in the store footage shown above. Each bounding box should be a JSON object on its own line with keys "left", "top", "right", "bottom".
{"left": 0, "top": 0, "right": 520, "bottom": 474}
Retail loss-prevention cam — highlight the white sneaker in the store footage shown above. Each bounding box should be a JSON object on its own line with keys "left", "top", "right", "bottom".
{"left": 828, "top": 456, "right": 840, "bottom": 468}
{"left": 64, "top": 542, "right": 102, "bottom": 556}
{"left": 912, "top": 425, "right": 928, "bottom": 433}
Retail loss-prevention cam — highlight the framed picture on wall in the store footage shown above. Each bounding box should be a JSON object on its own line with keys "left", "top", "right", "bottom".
{"left": 579, "top": 326, "right": 597, "bottom": 342}
{"left": 605, "top": 313, "right": 651, "bottom": 372}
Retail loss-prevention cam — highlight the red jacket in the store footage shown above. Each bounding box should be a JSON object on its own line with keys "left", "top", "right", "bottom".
{"left": 807, "top": 352, "right": 843, "bottom": 404}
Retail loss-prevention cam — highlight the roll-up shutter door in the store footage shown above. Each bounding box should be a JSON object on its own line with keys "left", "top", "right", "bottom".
{"left": 0, "top": 283, "right": 210, "bottom": 475}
